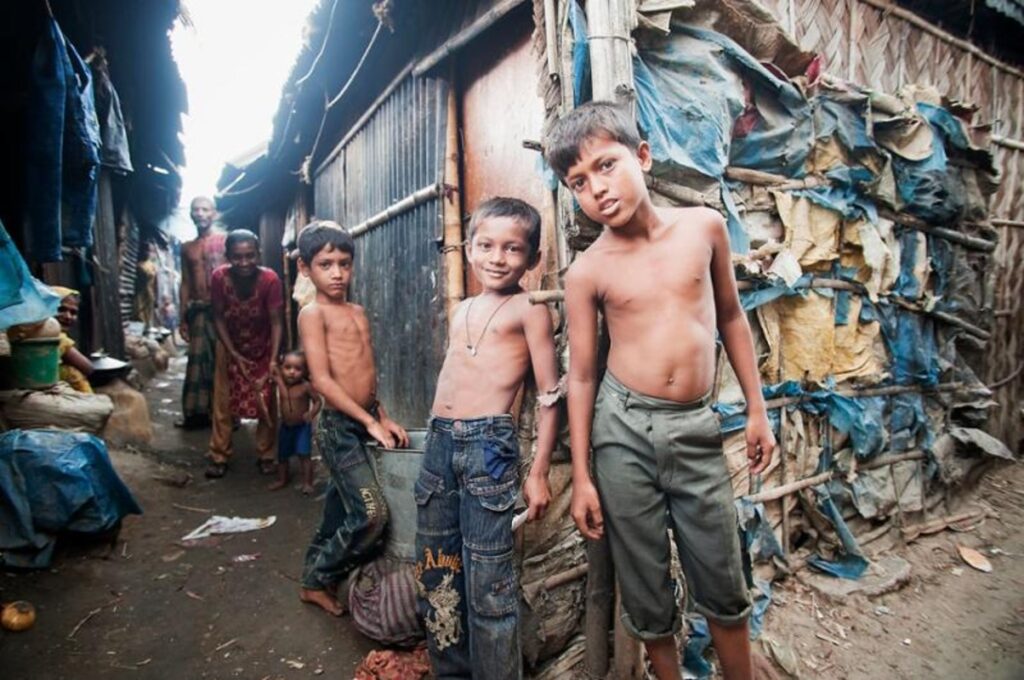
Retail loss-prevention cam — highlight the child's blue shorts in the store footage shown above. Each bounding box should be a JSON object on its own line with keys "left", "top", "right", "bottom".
{"left": 278, "top": 422, "right": 312, "bottom": 461}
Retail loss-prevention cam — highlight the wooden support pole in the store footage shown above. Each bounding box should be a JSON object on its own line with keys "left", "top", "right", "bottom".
{"left": 413, "top": 0, "right": 527, "bottom": 77}
{"left": 584, "top": 537, "right": 613, "bottom": 679}
{"left": 991, "top": 135, "right": 1024, "bottom": 152}
{"left": 442, "top": 81, "right": 465, "bottom": 324}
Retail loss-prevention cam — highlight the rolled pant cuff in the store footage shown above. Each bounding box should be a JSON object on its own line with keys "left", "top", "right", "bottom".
{"left": 693, "top": 601, "right": 752, "bottom": 627}
{"left": 620, "top": 611, "right": 682, "bottom": 641}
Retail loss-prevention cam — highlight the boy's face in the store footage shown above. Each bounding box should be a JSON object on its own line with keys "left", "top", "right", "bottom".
{"left": 564, "top": 134, "right": 652, "bottom": 229}
{"left": 227, "top": 241, "right": 260, "bottom": 279}
{"left": 57, "top": 296, "right": 79, "bottom": 330}
{"left": 467, "top": 216, "right": 536, "bottom": 292}
{"left": 281, "top": 355, "right": 305, "bottom": 384}
{"left": 190, "top": 199, "right": 216, "bottom": 231}
{"left": 301, "top": 245, "right": 353, "bottom": 301}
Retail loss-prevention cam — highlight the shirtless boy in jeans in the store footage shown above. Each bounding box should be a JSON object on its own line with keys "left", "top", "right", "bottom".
{"left": 546, "top": 102, "right": 776, "bottom": 680}
{"left": 415, "top": 198, "right": 559, "bottom": 679}
{"left": 295, "top": 222, "right": 409, "bottom": 616}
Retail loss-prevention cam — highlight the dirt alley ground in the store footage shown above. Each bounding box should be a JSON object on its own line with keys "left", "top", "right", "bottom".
{"left": 1, "top": 356, "right": 1023, "bottom": 679}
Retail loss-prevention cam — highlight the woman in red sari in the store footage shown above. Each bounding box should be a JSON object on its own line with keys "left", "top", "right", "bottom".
{"left": 206, "top": 229, "right": 283, "bottom": 478}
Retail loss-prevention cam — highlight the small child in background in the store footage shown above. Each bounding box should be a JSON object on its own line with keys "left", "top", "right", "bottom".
{"left": 270, "top": 350, "right": 319, "bottom": 495}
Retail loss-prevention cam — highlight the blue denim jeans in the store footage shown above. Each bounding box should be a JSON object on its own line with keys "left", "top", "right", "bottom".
{"left": 26, "top": 17, "right": 101, "bottom": 263}
{"left": 415, "top": 415, "right": 521, "bottom": 680}
{"left": 301, "top": 409, "right": 388, "bottom": 591}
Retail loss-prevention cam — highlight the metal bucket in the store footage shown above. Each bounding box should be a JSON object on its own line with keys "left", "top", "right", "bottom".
{"left": 369, "top": 429, "right": 427, "bottom": 562}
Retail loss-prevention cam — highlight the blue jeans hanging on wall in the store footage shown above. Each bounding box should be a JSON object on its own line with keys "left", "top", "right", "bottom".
{"left": 25, "top": 17, "right": 101, "bottom": 263}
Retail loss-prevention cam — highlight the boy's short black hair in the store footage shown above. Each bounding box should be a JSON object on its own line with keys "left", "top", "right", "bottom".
{"left": 543, "top": 101, "right": 643, "bottom": 180}
{"left": 225, "top": 229, "right": 259, "bottom": 254}
{"left": 468, "top": 197, "right": 542, "bottom": 259}
{"left": 297, "top": 221, "right": 355, "bottom": 263}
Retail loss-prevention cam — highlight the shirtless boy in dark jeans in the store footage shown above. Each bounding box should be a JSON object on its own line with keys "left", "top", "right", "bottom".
{"left": 415, "top": 198, "right": 559, "bottom": 679}
{"left": 546, "top": 102, "right": 776, "bottom": 680}
{"left": 295, "top": 222, "right": 409, "bottom": 616}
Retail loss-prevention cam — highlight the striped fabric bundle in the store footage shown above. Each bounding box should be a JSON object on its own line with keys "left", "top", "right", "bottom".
{"left": 349, "top": 556, "right": 423, "bottom": 647}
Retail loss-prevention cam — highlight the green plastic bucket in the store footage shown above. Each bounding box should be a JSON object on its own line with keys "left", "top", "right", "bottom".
{"left": 9, "top": 337, "right": 60, "bottom": 389}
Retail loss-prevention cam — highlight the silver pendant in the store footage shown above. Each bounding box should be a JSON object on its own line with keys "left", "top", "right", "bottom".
{"left": 467, "top": 345, "right": 477, "bottom": 356}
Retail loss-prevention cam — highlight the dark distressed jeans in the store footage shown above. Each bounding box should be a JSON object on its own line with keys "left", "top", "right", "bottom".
{"left": 301, "top": 409, "right": 388, "bottom": 591}
{"left": 415, "top": 415, "right": 520, "bottom": 680}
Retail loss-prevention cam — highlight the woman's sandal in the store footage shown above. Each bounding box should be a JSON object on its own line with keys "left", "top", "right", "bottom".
{"left": 257, "top": 459, "right": 278, "bottom": 476}
{"left": 205, "top": 462, "right": 227, "bottom": 479}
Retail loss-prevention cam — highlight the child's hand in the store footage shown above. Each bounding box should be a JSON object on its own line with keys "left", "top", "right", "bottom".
{"left": 523, "top": 470, "right": 551, "bottom": 521}
{"left": 366, "top": 420, "right": 397, "bottom": 449}
{"left": 746, "top": 413, "right": 776, "bottom": 475}
{"left": 381, "top": 418, "right": 410, "bottom": 448}
{"left": 570, "top": 478, "right": 604, "bottom": 540}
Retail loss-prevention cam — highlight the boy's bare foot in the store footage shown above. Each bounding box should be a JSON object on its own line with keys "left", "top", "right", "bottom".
{"left": 301, "top": 483, "right": 315, "bottom": 496}
{"left": 267, "top": 479, "right": 288, "bottom": 491}
{"left": 299, "top": 588, "right": 345, "bottom": 616}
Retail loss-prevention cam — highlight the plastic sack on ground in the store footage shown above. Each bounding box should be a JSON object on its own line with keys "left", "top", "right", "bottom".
{"left": 0, "top": 429, "right": 142, "bottom": 569}
{"left": 0, "top": 382, "right": 113, "bottom": 433}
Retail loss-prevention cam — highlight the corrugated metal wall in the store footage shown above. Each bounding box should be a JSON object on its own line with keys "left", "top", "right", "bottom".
{"left": 313, "top": 76, "right": 449, "bottom": 427}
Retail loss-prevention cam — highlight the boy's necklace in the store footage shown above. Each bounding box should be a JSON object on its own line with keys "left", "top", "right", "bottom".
{"left": 464, "top": 295, "right": 513, "bottom": 357}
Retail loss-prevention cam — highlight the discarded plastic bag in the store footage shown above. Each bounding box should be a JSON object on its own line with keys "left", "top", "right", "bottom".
{"left": 181, "top": 515, "right": 276, "bottom": 542}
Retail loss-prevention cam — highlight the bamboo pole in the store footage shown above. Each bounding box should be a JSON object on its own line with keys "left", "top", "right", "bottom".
{"left": 646, "top": 175, "right": 707, "bottom": 206}
{"left": 543, "top": 0, "right": 559, "bottom": 79}
{"left": 587, "top": 0, "right": 635, "bottom": 105}
{"left": 991, "top": 135, "right": 1024, "bottom": 152}
{"left": 991, "top": 218, "right": 1024, "bottom": 229}
{"left": 348, "top": 184, "right": 440, "bottom": 237}
{"left": 414, "top": 0, "right": 527, "bottom": 77}
{"left": 442, "top": 81, "right": 465, "bottom": 324}
{"left": 743, "top": 450, "right": 927, "bottom": 504}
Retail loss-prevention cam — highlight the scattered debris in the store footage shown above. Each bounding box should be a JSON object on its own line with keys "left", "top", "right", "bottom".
{"left": 802, "top": 556, "right": 912, "bottom": 601}
{"left": 901, "top": 638, "right": 912, "bottom": 646}
{"left": 67, "top": 607, "right": 102, "bottom": 639}
{"left": 957, "top": 545, "right": 994, "bottom": 573}
{"left": 161, "top": 550, "right": 186, "bottom": 563}
{"left": 283, "top": 659, "right": 306, "bottom": 669}
{"left": 215, "top": 638, "right": 238, "bottom": 652}
{"left": 181, "top": 515, "right": 276, "bottom": 542}
{"left": 761, "top": 636, "right": 800, "bottom": 678}
{"left": 152, "top": 471, "right": 193, "bottom": 488}
{"left": 232, "top": 553, "right": 262, "bottom": 563}
{"left": 952, "top": 567, "right": 965, "bottom": 577}
{"left": 874, "top": 605, "right": 892, "bottom": 617}
{"left": 354, "top": 648, "right": 431, "bottom": 680}
{"left": 172, "top": 503, "right": 212, "bottom": 514}
{"left": 184, "top": 590, "right": 205, "bottom": 601}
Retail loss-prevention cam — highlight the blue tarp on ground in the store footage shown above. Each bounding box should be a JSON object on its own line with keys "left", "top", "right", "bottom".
{"left": 0, "top": 429, "right": 142, "bottom": 569}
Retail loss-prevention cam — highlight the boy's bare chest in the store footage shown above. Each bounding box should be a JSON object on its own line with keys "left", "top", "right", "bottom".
{"left": 324, "top": 314, "right": 372, "bottom": 356}
{"left": 598, "top": 246, "right": 712, "bottom": 310}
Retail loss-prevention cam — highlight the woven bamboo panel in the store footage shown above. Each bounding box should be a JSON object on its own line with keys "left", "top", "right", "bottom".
{"left": 969, "top": 59, "right": 993, "bottom": 125}
{"left": 851, "top": 4, "right": 897, "bottom": 92}
{"left": 932, "top": 40, "right": 959, "bottom": 99}
{"left": 794, "top": 0, "right": 849, "bottom": 76}
{"left": 901, "top": 24, "right": 937, "bottom": 88}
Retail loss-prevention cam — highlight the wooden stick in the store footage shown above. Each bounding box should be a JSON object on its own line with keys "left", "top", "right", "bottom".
{"left": 543, "top": 0, "right": 559, "bottom": 79}
{"left": 742, "top": 450, "right": 927, "bottom": 504}
{"left": 900, "top": 507, "right": 989, "bottom": 541}
{"left": 646, "top": 175, "right": 707, "bottom": 207}
{"left": 991, "top": 218, "right": 1024, "bottom": 229}
{"left": 529, "top": 289, "right": 564, "bottom": 305}
{"left": 172, "top": 503, "right": 212, "bottom": 514}
{"left": 855, "top": 0, "right": 1024, "bottom": 79}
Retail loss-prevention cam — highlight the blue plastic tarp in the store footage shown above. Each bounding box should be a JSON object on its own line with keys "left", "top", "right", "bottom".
{"left": 0, "top": 219, "right": 61, "bottom": 330}
{"left": 0, "top": 429, "right": 142, "bottom": 569}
